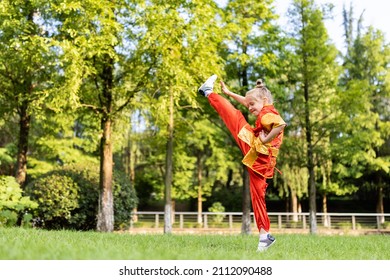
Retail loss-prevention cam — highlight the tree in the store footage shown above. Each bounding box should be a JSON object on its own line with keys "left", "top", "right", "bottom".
{"left": 221, "top": 0, "right": 279, "bottom": 234}
{"left": 338, "top": 5, "right": 390, "bottom": 223}
{"left": 134, "top": 0, "right": 224, "bottom": 233}
{"left": 50, "top": 0, "right": 152, "bottom": 232}
{"left": 0, "top": 0, "right": 61, "bottom": 186}
{"left": 286, "top": 0, "right": 339, "bottom": 233}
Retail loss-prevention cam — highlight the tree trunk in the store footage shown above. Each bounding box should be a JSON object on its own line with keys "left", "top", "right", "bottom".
{"left": 164, "top": 91, "right": 174, "bottom": 234}
{"left": 126, "top": 125, "right": 138, "bottom": 223}
{"left": 97, "top": 116, "right": 114, "bottom": 232}
{"left": 308, "top": 155, "right": 317, "bottom": 233}
{"left": 97, "top": 57, "right": 114, "bottom": 232}
{"left": 15, "top": 9, "right": 35, "bottom": 187}
{"left": 241, "top": 167, "right": 252, "bottom": 234}
{"left": 197, "top": 153, "right": 203, "bottom": 225}
{"left": 291, "top": 189, "right": 298, "bottom": 222}
{"left": 322, "top": 194, "right": 329, "bottom": 227}
{"left": 376, "top": 179, "right": 384, "bottom": 224}
{"left": 304, "top": 78, "right": 317, "bottom": 234}
{"left": 240, "top": 52, "right": 252, "bottom": 235}
{"left": 226, "top": 169, "right": 233, "bottom": 188}
{"left": 15, "top": 100, "right": 30, "bottom": 186}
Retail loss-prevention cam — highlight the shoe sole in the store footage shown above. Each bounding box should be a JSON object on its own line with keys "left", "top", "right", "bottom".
{"left": 198, "top": 75, "right": 217, "bottom": 94}
{"left": 257, "top": 239, "right": 276, "bottom": 252}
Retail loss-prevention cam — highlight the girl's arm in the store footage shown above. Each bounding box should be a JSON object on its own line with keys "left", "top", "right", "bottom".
{"left": 259, "top": 125, "right": 286, "bottom": 144}
{"left": 220, "top": 81, "right": 247, "bottom": 107}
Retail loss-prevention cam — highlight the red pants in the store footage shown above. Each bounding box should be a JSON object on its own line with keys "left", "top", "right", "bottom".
{"left": 208, "top": 93, "right": 270, "bottom": 232}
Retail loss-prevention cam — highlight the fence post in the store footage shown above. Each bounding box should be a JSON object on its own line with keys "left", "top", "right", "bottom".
{"left": 278, "top": 215, "right": 282, "bottom": 229}
{"left": 229, "top": 214, "right": 233, "bottom": 229}
{"left": 180, "top": 214, "right": 184, "bottom": 229}
{"left": 352, "top": 215, "right": 356, "bottom": 230}
{"left": 303, "top": 215, "right": 306, "bottom": 230}
{"left": 204, "top": 214, "right": 208, "bottom": 229}
{"left": 155, "top": 214, "right": 159, "bottom": 228}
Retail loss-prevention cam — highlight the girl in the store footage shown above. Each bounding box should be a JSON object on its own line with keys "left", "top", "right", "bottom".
{"left": 198, "top": 75, "right": 286, "bottom": 251}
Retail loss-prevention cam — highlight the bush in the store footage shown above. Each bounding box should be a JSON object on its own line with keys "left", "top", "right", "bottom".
{"left": 0, "top": 176, "right": 37, "bottom": 227}
{"left": 208, "top": 202, "right": 226, "bottom": 223}
{"left": 25, "top": 173, "right": 79, "bottom": 229}
{"left": 62, "top": 165, "right": 100, "bottom": 230}
{"left": 25, "top": 165, "right": 138, "bottom": 230}
{"left": 113, "top": 171, "right": 138, "bottom": 230}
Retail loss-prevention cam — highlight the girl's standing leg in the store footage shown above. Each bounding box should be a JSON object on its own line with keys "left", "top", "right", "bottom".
{"left": 247, "top": 168, "right": 270, "bottom": 232}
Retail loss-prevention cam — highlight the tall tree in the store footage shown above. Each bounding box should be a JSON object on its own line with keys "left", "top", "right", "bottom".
{"left": 0, "top": 0, "right": 61, "bottom": 185}
{"left": 286, "top": 0, "right": 339, "bottom": 234}
{"left": 51, "top": 0, "right": 152, "bottom": 232}
{"left": 338, "top": 6, "right": 390, "bottom": 223}
{"left": 136, "top": 0, "right": 224, "bottom": 233}
{"left": 221, "top": 0, "right": 278, "bottom": 234}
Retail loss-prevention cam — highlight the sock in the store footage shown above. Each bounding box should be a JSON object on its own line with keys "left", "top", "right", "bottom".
{"left": 204, "top": 90, "right": 212, "bottom": 97}
{"left": 260, "top": 233, "right": 269, "bottom": 240}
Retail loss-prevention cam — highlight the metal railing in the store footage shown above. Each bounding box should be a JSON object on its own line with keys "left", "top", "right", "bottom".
{"left": 128, "top": 211, "right": 390, "bottom": 233}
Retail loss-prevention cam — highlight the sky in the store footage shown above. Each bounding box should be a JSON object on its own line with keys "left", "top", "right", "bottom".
{"left": 274, "top": 0, "right": 390, "bottom": 51}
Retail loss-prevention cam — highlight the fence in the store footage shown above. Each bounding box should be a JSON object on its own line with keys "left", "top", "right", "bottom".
{"left": 128, "top": 211, "right": 390, "bottom": 234}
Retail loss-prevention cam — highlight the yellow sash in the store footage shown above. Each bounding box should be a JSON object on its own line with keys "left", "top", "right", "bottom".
{"left": 237, "top": 126, "right": 279, "bottom": 167}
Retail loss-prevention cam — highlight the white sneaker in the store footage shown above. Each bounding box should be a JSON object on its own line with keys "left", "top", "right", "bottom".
{"left": 198, "top": 74, "right": 217, "bottom": 97}
{"left": 257, "top": 234, "right": 276, "bottom": 252}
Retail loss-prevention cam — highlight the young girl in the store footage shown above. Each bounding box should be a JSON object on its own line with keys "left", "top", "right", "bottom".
{"left": 198, "top": 74, "right": 286, "bottom": 251}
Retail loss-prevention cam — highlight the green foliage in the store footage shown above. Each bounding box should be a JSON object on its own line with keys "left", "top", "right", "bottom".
{"left": 282, "top": 0, "right": 342, "bottom": 219}
{"left": 0, "top": 0, "right": 389, "bottom": 220}
{"left": 0, "top": 176, "right": 37, "bottom": 227}
{"left": 113, "top": 170, "right": 139, "bottom": 230}
{"left": 61, "top": 165, "right": 100, "bottom": 231}
{"left": 25, "top": 165, "right": 138, "bottom": 230}
{"left": 208, "top": 202, "right": 226, "bottom": 223}
{"left": 279, "top": 163, "right": 308, "bottom": 199}
{"left": 25, "top": 173, "right": 79, "bottom": 228}
{"left": 206, "top": 181, "right": 243, "bottom": 212}
{"left": 0, "top": 147, "right": 14, "bottom": 175}
{"left": 336, "top": 7, "right": 390, "bottom": 199}
{"left": 0, "top": 148, "right": 13, "bottom": 166}
{"left": 26, "top": 158, "right": 57, "bottom": 179}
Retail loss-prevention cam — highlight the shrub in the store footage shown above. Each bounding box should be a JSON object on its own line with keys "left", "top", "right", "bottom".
{"left": 26, "top": 165, "right": 138, "bottom": 230}
{"left": 62, "top": 165, "right": 100, "bottom": 230}
{"left": 113, "top": 171, "right": 138, "bottom": 230}
{"left": 0, "top": 176, "right": 37, "bottom": 227}
{"left": 208, "top": 202, "right": 226, "bottom": 223}
{"left": 25, "top": 173, "right": 79, "bottom": 229}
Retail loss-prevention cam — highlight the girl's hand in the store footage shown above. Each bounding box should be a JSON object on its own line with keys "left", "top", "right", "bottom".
{"left": 259, "top": 125, "right": 286, "bottom": 144}
{"left": 220, "top": 81, "right": 230, "bottom": 96}
{"left": 259, "top": 130, "right": 268, "bottom": 143}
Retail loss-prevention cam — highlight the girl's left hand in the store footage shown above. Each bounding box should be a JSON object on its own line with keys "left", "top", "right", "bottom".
{"left": 259, "top": 130, "right": 268, "bottom": 143}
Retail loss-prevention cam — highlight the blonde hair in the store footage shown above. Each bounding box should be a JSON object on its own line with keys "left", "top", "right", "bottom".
{"left": 245, "top": 79, "right": 273, "bottom": 104}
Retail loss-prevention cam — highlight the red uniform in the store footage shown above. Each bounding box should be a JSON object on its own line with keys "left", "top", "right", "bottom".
{"left": 208, "top": 93, "right": 285, "bottom": 232}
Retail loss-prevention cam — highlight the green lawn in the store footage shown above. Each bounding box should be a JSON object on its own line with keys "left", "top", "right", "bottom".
{"left": 1, "top": 227, "right": 389, "bottom": 260}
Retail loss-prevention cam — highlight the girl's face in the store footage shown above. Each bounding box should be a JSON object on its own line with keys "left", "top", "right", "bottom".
{"left": 245, "top": 95, "right": 265, "bottom": 116}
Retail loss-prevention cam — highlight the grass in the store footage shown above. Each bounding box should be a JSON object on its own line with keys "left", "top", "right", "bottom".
{"left": 1, "top": 227, "right": 389, "bottom": 260}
